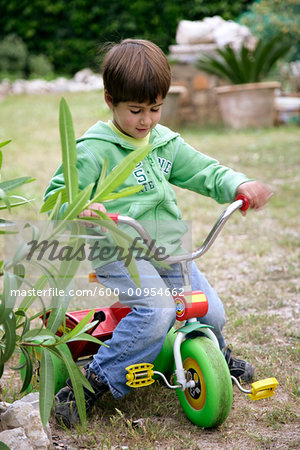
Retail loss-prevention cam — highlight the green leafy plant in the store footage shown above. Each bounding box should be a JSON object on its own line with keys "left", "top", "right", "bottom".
{"left": 197, "top": 35, "right": 291, "bottom": 85}
{"left": 0, "top": 97, "right": 152, "bottom": 428}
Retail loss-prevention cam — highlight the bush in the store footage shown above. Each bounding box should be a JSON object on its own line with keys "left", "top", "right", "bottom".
{"left": 28, "top": 54, "right": 54, "bottom": 78}
{"left": 0, "top": 34, "right": 28, "bottom": 77}
{"left": 0, "top": 0, "right": 253, "bottom": 75}
{"left": 197, "top": 35, "right": 292, "bottom": 84}
{"left": 240, "top": 0, "right": 300, "bottom": 61}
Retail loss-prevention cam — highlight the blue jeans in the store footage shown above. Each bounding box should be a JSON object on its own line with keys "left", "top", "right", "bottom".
{"left": 89, "top": 259, "right": 226, "bottom": 398}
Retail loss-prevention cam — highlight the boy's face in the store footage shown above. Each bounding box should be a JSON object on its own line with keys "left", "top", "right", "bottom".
{"left": 105, "top": 92, "right": 164, "bottom": 139}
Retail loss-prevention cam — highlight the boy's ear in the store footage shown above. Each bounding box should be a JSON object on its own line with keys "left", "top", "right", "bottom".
{"left": 104, "top": 90, "right": 114, "bottom": 110}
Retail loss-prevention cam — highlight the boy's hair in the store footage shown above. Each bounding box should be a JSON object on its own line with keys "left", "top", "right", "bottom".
{"left": 102, "top": 39, "right": 171, "bottom": 105}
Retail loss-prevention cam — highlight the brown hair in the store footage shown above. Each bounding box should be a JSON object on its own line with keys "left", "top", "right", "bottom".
{"left": 102, "top": 39, "right": 171, "bottom": 105}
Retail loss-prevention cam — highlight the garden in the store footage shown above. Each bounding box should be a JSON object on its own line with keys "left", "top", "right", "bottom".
{"left": 0, "top": 0, "right": 299, "bottom": 448}
{"left": 0, "top": 89, "right": 299, "bottom": 448}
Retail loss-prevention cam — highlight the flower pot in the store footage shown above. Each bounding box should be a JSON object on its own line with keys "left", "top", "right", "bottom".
{"left": 215, "top": 82, "right": 281, "bottom": 129}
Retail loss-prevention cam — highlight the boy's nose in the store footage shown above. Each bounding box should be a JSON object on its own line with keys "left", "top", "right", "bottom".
{"left": 140, "top": 114, "right": 151, "bottom": 126}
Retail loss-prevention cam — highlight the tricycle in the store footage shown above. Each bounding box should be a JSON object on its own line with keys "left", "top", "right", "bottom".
{"left": 25, "top": 194, "right": 279, "bottom": 428}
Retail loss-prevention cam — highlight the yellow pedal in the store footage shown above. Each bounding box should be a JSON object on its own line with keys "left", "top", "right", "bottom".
{"left": 248, "top": 377, "right": 279, "bottom": 400}
{"left": 126, "top": 363, "right": 155, "bottom": 388}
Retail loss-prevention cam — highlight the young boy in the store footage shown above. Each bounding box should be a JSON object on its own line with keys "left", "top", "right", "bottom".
{"left": 45, "top": 39, "right": 272, "bottom": 427}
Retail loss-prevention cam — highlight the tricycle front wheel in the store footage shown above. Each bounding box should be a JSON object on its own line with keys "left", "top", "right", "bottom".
{"left": 176, "top": 336, "right": 232, "bottom": 428}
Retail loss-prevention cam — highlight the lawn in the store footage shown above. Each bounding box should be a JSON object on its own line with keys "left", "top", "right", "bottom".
{"left": 0, "top": 91, "right": 299, "bottom": 449}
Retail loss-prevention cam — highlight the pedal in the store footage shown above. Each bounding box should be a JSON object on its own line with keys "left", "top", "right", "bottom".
{"left": 248, "top": 377, "right": 279, "bottom": 400}
{"left": 126, "top": 363, "right": 155, "bottom": 388}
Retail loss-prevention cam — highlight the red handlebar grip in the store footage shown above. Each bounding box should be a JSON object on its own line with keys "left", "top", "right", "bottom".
{"left": 107, "top": 213, "right": 119, "bottom": 223}
{"left": 235, "top": 194, "right": 250, "bottom": 212}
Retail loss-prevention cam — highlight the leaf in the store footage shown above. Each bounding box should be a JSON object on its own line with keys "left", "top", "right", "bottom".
{"left": 39, "top": 348, "right": 55, "bottom": 427}
{"left": 54, "top": 344, "right": 88, "bottom": 427}
{"left": 0, "top": 177, "right": 35, "bottom": 193}
{"left": 88, "top": 144, "right": 152, "bottom": 205}
{"left": 24, "top": 334, "right": 57, "bottom": 345}
{"left": 18, "top": 275, "right": 48, "bottom": 311}
{"left": 66, "top": 332, "right": 108, "bottom": 347}
{"left": 40, "top": 188, "right": 67, "bottom": 213}
{"left": 15, "top": 310, "right": 30, "bottom": 337}
{"left": 1, "top": 313, "right": 16, "bottom": 364}
{"left": 57, "top": 309, "right": 95, "bottom": 344}
{"left": 0, "top": 198, "right": 33, "bottom": 210}
{"left": 46, "top": 304, "right": 68, "bottom": 334}
{"left": 101, "top": 185, "right": 143, "bottom": 201}
{"left": 94, "top": 157, "right": 108, "bottom": 193}
{"left": 0, "top": 140, "right": 11, "bottom": 149}
{"left": 60, "top": 184, "right": 93, "bottom": 222}
{"left": 19, "top": 346, "right": 33, "bottom": 393}
{"left": 92, "top": 211, "right": 141, "bottom": 287}
{"left": 59, "top": 98, "right": 78, "bottom": 204}
{"left": 1, "top": 271, "right": 19, "bottom": 323}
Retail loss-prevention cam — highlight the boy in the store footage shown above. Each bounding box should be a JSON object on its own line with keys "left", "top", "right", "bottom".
{"left": 45, "top": 39, "right": 272, "bottom": 427}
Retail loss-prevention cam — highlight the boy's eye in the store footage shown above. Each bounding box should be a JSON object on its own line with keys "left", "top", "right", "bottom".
{"left": 130, "top": 110, "right": 141, "bottom": 114}
{"left": 151, "top": 108, "right": 160, "bottom": 112}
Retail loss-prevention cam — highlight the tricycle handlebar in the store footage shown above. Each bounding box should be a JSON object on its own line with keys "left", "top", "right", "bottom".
{"left": 106, "top": 195, "right": 249, "bottom": 264}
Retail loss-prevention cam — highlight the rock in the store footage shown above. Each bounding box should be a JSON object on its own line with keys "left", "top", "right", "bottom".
{"left": 0, "top": 427, "right": 33, "bottom": 450}
{"left": 0, "top": 394, "right": 52, "bottom": 449}
{"left": 170, "top": 16, "right": 256, "bottom": 63}
{"left": 0, "top": 68, "right": 104, "bottom": 100}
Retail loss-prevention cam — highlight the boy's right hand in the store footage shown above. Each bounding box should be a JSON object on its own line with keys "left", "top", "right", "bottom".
{"left": 78, "top": 203, "right": 107, "bottom": 229}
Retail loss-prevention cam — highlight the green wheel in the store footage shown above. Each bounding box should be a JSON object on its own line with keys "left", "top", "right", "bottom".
{"left": 153, "top": 327, "right": 176, "bottom": 376}
{"left": 175, "top": 336, "right": 233, "bottom": 428}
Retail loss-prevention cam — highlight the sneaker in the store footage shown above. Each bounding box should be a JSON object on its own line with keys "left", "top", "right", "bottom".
{"left": 54, "top": 365, "right": 109, "bottom": 428}
{"left": 223, "top": 347, "right": 255, "bottom": 382}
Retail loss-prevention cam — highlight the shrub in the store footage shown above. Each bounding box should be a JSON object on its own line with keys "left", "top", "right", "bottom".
{"left": 28, "top": 54, "right": 54, "bottom": 78}
{"left": 240, "top": 0, "right": 300, "bottom": 61}
{"left": 0, "top": 34, "right": 28, "bottom": 77}
{"left": 197, "top": 35, "right": 291, "bottom": 85}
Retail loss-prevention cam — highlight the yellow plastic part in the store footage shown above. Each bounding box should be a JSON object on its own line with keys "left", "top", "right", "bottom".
{"left": 248, "top": 377, "right": 279, "bottom": 400}
{"left": 126, "top": 363, "right": 155, "bottom": 388}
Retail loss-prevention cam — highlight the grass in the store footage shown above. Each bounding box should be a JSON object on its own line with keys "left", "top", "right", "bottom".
{"left": 1, "top": 91, "right": 300, "bottom": 449}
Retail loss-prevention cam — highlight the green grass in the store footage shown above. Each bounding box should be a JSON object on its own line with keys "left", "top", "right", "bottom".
{"left": 1, "top": 92, "right": 299, "bottom": 448}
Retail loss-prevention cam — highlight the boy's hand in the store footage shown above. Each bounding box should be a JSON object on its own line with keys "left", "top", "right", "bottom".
{"left": 78, "top": 203, "right": 107, "bottom": 229}
{"left": 236, "top": 181, "right": 273, "bottom": 213}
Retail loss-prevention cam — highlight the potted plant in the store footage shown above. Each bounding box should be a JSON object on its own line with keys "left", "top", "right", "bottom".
{"left": 197, "top": 36, "right": 291, "bottom": 128}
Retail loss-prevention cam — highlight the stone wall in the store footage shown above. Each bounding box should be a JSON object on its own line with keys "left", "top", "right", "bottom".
{"left": 170, "top": 63, "right": 222, "bottom": 126}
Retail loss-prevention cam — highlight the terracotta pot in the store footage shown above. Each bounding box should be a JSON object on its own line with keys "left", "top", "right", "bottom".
{"left": 215, "top": 82, "right": 281, "bottom": 129}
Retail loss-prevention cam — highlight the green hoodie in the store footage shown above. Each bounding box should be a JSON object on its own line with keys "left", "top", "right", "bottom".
{"left": 44, "top": 121, "right": 249, "bottom": 267}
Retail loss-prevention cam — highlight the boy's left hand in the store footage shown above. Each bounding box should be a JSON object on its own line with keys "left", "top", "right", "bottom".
{"left": 236, "top": 181, "right": 273, "bottom": 213}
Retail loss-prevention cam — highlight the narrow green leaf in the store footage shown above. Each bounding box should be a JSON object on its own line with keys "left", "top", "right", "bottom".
{"left": 0, "top": 140, "right": 11, "bottom": 149}
{"left": 19, "top": 346, "right": 33, "bottom": 393}
{"left": 24, "top": 334, "right": 57, "bottom": 345}
{"left": 0, "top": 177, "right": 35, "bottom": 193}
{"left": 40, "top": 188, "right": 67, "bottom": 213}
{"left": 59, "top": 98, "right": 78, "bottom": 204}
{"left": 0, "top": 198, "right": 33, "bottom": 210}
{"left": 15, "top": 310, "right": 30, "bottom": 336}
{"left": 88, "top": 144, "right": 152, "bottom": 205}
{"left": 39, "top": 348, "right": 55, "bottom": 427}
{"left": 1, "top": 313, "right": 16, "bottom": 364}
{"left": 57, "top": 309, "right": 95, "bottom": 344}
{"left": 60, "top": 184, "right": 93, "bottom": 221}
{"left": 46, "top": 305, "right": 68, "bottom": 334}
{"left": 94, "top": 157, "right": 108, "bottom": 194}
{"left": 48, "top": 191, "right": 63, "bottom": 222}
{"left": 54, "top": 345, "right": 87, "bottom": 427}
{"left": 1, "top": 271, "right": 18, "bottom": 323}
{"left": 18, "top": 275, "right": 48, "bottom": 311}
{"left": 66, "top": 332, "right": 108, "bottom": 347}
{"left": 101, "top": 185, "right": 143, "bottom": 201}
